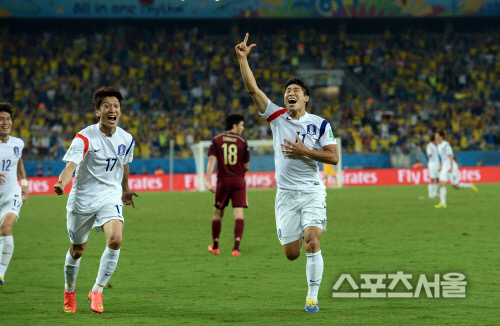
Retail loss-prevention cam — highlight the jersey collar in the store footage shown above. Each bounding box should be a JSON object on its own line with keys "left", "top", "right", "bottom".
{"left": 285, "top": 110, "right": 309, "bottom": 121}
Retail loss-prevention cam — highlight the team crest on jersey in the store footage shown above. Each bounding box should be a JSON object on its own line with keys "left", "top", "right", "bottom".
{"left": 117, "top": 144, "right": 126, "bottom": 156}
{"left": 13, "top": 146, "right": 20, "bottom": 156}
{"left": 306, "top": 124, "right": 317, "bottom": 136}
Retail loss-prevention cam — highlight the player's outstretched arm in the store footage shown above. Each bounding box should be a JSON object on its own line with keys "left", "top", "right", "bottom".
{"left": 54, "top": 162, "right": 77, "bottom": 195}
{"left": 281, "top": 135, "right": 339, "bottom": 165}
{"left": 122, "top": 164, "right": 138, "bottom": 208}
{"left": 236, "top": 33, "right": 269, "bottom": 114}
{"left": 17, "top": 158, "right": 29, "bottom": 203}
{"left": 205, "top": 155, "right": 216, "bottom": 193}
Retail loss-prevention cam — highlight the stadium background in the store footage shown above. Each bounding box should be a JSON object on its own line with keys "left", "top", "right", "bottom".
{"left": 1, "top": 1, "right": 500, "bottom": 325}
{"left": 1, "top": 0, "right": 500, "bottom": 192}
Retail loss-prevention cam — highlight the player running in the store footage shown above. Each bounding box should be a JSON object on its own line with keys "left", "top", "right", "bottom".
{"left": 426, "top": 134, "right": 439, "bottom": 198}
{"left": 54, "top": 87, "right": 138, "bottom": 313}
{"left": 206, "top": 114, "right": 250, "bottom": 257}
{"left": 0, "top": 103, "right": 29, "bottom": 287}
{"left": 434, "top": 129, "right": 478, "bottom": 208}
{"left": 236, "top": 33, "right": 339, "bottom": 312}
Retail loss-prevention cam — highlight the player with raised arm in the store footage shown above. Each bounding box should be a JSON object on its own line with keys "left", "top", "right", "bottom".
{"left": 0, "top": 103, "right": 29, "bottom": 286}
{"left": 426, "top": 134, "right": 439, "bottom": 198}
{"left": 236, "top": 33, "right": 339, "bottom": 312}
{"left": 434, "top": 129, "right": 478, "bottom": 208}
{"left": 206, "top": 114, "right": 250, "bottom": 257}
{"left": 54, "top": 87, "right": 138, "bottom": 313}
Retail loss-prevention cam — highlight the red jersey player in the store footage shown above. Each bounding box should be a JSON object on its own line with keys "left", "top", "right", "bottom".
{"left": 205, "top": 114, "right": 250, "bottom": 256}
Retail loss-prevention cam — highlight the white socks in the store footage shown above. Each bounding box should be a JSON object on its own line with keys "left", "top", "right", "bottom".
{"left": 440, "top": 187, "right": 447, "bottom": 205}
{"left": 64, "top": 250, "right": 81, "bottom": 292}
{"left": 0, "top": 235, "right": 14, "bottom": 277}
{"left": 459, "top": 183, "right": 472, "bottom": 189}
{"left": 306, "top": 250, "right": 323, "bottom": 303}
{"left": 429, "top": 184, "right": 439, "bottom": 197}
{"left": 433, "top": 184, "right": 439, "bottom": 196}
{"left": 94, "top": 246, "right": 120, "bottom": 292}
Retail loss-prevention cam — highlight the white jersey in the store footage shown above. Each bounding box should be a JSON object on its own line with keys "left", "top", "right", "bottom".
{"left": 437, "top": 140, "right": 454, "bottom": 169}
{"left": 260, "top": 100, "right": 337, "bottom": 190}
{"left": 426, "top": 142, "right": 440, "bottom": 165}
{"left": 63, "top": 123, "right": 134, "bottom": 213}
{"left": 0, "top": 136, "right": 24, "bottom": 198}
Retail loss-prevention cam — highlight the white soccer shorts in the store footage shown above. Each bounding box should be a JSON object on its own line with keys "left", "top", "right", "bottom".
{"left": 428, "top": 162, "right": 439, "bottom": 179}
{"left": 275, "top": 188, "right": 327, "bottom": 245}
{"left": 66, "top": 204, "right": 125, "bottom": 244}
{"left": 0, "top": 191, "right": 23, "bottom": 223}
{"left": 439, "top": 162, "right": 459, "bottom": 185}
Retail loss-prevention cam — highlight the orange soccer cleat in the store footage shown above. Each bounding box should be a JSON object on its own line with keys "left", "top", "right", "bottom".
{"left": 63, "top": 290, "right": 77, "bottom": 313}
{"left": 232, "top": 250, "right": 241, "bottom": 257}
{"left": 208, "top": 245, "right": 219, "bottom": 255}
{"left": 88, "top": 290, "right": 104, "bottom": 314}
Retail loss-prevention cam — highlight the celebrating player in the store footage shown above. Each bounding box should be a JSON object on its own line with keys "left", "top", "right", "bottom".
{"left": 434, "top": 129, "right": 478, "bottom": 208}
{"left": 54, "top": 87, "right": 138, "bottom": 313}
{"left": 0, "top": 103, "right": 29, "bottom": 287}
{"left": 236, "top": 33, "right": 339, "bottom": 312}
{"left": 206, "top": 114, "right": 250, "bottom": 257}
{"left": 426, "top": 134, "right": 439, "bottom": 198}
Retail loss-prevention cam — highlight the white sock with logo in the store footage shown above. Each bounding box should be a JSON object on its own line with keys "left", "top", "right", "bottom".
{"left": 428, "top": 184, "right": 433, "bottom": 197}
{"left": 306, "top": 250, "right": 323, "bottom": 303}
{"left": 0, "top": 236, "right": 14, "bottom": 277}
{"left": 93, "top": 247, "right": 120, "bottom": 292}
{"left": 440, "top": 187, "right": 447, "bottom": 205}
{"left": 64, "top": 250, "right": 81, "bottom": 292}
{"left": 459, "top": 183, "right": 472, "bottom": 189}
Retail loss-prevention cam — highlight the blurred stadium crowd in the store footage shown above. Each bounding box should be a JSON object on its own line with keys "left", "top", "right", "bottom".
{"left": 0, "top": 22, "right": 498, "bottom": 161}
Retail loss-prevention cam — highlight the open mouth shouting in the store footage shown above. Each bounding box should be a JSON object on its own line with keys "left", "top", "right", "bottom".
{"left": 108, "top": 115, "right": 117, "bottom": 124}
{"left": 288, "top": 98, "right": 298, "bottom": 106}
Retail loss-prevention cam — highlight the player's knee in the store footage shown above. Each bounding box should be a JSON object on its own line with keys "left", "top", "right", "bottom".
{"left": 107, "top": 235, "right": 122, "bottom": 250}
{"left": 285, "top": 251, "right": 300, "bottom": 261}
{"left": 71, "top": 247, "right": 85, "bottom": 259}
{"left": 0, "top": 224, "right": 13, "bottom": 236}
{"left": 304, "top": 239, "right": 320, "bottom": 252}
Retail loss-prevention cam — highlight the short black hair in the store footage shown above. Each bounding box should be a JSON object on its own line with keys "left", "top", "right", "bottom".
{"left": 285, "top": 77, "right": 309, "bottom": 96}
{"left": 225, "top": 114, "right": 245, "bottom": 131}
{"left": 93, "top": 86, "right": 124, "bottom": 109}
{"left": 436, "top": 129, "right": 446, "bottom": 139}
{"left": 0, "top": 102, "right": 14, "bottom": 118}
{"left": 430, "top": 134, "right": 435, "bottom": 142}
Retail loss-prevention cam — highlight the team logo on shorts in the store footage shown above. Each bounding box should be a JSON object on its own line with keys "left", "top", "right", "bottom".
{"left": 117, "top": 144, "right": 126, "bottom": 156}
{"left": 306, "top": 124, "right": 317, "bottom": 136}
{"left": 13, "top": 146, "right": 20, "bottom": 156}
{"left": 278, "top": 228, "right": 282, "bottom": 240}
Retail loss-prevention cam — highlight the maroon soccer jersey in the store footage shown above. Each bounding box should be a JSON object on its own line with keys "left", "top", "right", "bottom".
{"left": 208, "top": 132, "right": 250, "bottom": 178}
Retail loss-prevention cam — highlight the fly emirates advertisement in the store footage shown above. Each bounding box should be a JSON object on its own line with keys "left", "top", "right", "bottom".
{"left": 22, "top": 166, "right": 500, "bottom": 195}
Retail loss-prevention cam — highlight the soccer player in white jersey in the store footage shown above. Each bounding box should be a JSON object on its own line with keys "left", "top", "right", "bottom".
{"left": 0, "top": 103, "right": 29, "bottom": 287}
{"left": 434, "top": 129, "right": 478, "bottom": 208}
{"left": 426, "top": 134, "right": 440, "bottom": 198}
{"left": 236, "top": 33, "right": 339, "bottom": 312}
{"left": 53, "top": 87, "right": 138, "bottom": 313}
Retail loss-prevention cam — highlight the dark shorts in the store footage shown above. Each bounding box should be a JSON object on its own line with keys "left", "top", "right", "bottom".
{"left": 215, "top": 177, "right": 248, "bottom": 209}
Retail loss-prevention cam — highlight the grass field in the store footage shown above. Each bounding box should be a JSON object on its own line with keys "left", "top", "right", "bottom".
{"left": 1, "top": 184, "right": 499, "bottom": 325}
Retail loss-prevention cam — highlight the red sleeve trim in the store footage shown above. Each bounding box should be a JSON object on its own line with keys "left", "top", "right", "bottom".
{"left": 75, "top": 133, "right": 90, "bottom": 158}
{"left": 266, "top": 108, "right": 287, "bottom": 123}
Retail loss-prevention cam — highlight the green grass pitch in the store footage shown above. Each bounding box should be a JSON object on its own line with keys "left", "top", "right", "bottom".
{"left": 1, "top": 184, "right": 499, "bottom": 325}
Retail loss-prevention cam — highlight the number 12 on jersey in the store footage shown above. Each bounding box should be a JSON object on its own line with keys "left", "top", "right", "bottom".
{"left": 221, "top": 143, "right": 237, "bottom": 165}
